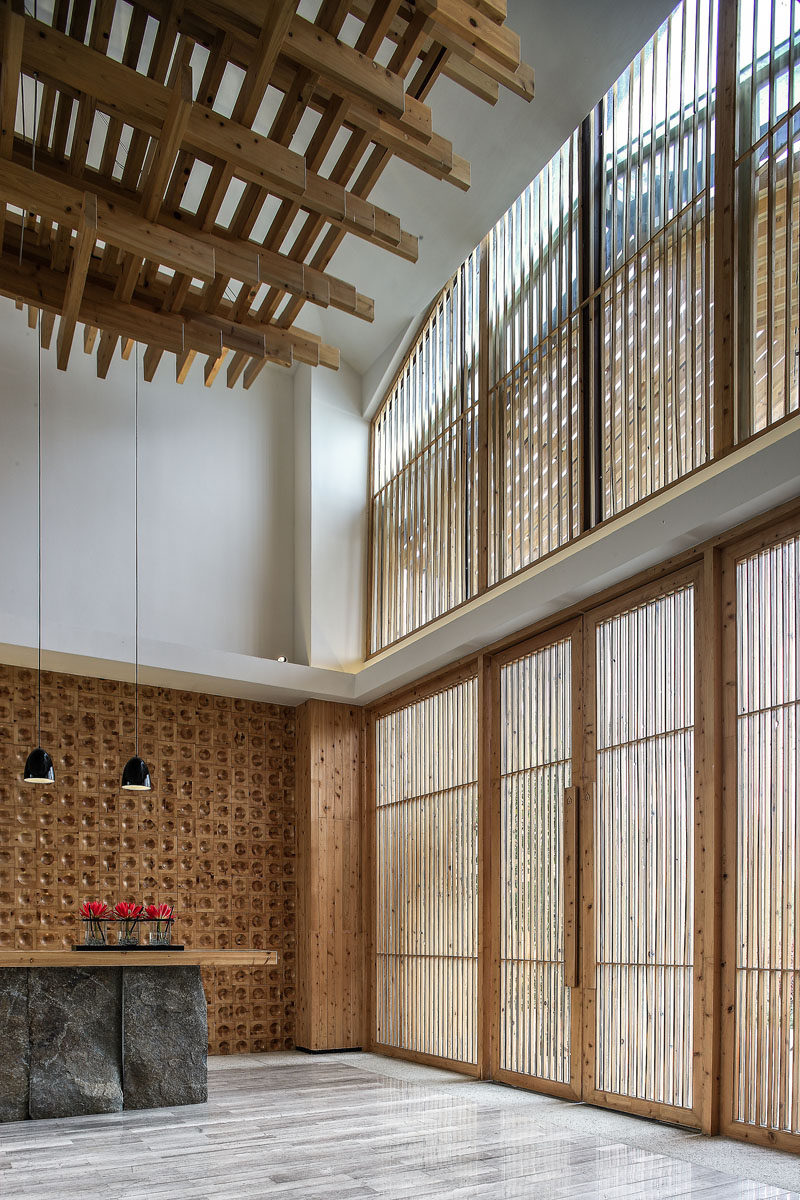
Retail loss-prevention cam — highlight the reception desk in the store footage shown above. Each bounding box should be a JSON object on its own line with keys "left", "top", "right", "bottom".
{"left": 0, "top": 950, "right": 277, "bottom": 1123}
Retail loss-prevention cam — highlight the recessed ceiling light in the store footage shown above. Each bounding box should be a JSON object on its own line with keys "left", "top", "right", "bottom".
{"left": 277, "top": 656, "right": 287, "bottom": 663}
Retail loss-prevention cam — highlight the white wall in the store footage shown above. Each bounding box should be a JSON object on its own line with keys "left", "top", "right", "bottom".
{"left": 0, "top": 298, "right": 295, "bottom": 663}
{"left": 293, "top": 361, "right": 369, "bottom": 672}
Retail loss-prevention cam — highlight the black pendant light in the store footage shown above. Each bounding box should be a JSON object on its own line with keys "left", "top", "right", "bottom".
{"left": 24, "top": 316, "right": 55, "bottom": 785}
{"left": 122, "top": 344, "right": 152, "bottom": 792}
{"left": 21, "top": 64, "right": 53, "bottom": 785}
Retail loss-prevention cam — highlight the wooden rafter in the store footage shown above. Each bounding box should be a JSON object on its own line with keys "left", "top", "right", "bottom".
{"left": 0, "top": 0, "right": 533, "bottom": 386}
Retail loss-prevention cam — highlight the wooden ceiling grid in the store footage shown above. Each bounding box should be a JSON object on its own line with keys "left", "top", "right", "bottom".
{"left": 0, "top": 0, "right": 533, "bottom": 387}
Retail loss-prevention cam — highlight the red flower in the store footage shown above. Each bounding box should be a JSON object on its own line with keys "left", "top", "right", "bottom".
{"left": 144, "top": 903, "right": 174, "bottom": 920}
{"left": 114, "top": 901, "right": 143, "bottom": 920}
{"left": 79, "top": 900, "right": 110, "bottom": 919}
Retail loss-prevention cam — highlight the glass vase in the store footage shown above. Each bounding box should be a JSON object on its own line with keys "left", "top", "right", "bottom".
{"left": 148, "top": 919, "right": 174, "bottom": 946}
{"left": 82, "top": 917, "right": 109, "bottom": 947}
{"left": 117, "top": 920, "right": 140, "bottom": 946}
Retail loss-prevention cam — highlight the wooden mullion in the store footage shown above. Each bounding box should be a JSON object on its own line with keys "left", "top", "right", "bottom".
{"left": 713, "top": 0, "right": 738, "bottom": 454}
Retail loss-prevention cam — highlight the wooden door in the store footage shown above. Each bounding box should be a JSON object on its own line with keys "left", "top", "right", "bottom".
{"left": 721, "top": 520, "right": 800, "bottom": 1150}
{"left": 489, "top": 622, "right": 582, "bottom": 1098}
{"left": 582, "top": 568, "right": 710, "bottom": 1128}
{"left": 372, "top": 673, "right": 480, "bottom": 1073}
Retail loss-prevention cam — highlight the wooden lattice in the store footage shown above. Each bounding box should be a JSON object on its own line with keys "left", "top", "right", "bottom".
{"left": 0, "top": 0, "right": 533, "bottom": 387}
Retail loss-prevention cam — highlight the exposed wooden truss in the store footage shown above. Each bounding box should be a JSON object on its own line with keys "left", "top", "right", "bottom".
{"left": 0, "top": 0, "right": 533, "bottom": 387}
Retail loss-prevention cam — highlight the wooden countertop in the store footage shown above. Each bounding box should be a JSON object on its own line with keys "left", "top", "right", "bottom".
{"left": 0, "top": 950, "right": 278, "bottom": 968}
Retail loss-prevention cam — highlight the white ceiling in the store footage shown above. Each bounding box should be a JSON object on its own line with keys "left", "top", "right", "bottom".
{"left": 313, "top": 0, "right": 680, "bottom": 378}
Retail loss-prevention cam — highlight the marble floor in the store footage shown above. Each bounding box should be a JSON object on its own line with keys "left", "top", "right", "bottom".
{"left": 0, "top": 1051, "right": 798, "bottom": 1199}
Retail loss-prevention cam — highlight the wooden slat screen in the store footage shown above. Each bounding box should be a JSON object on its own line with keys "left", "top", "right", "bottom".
{"left": 736, "top": 0, "right": 800, "bottom": 437}
{"left": 369, "top": 254, "right": 480, "bottom": 653}
{"left": 499, "top": 637, "right": 573, "bottom": 1084}
{"left": 488, "top": 136, "right": 581, "bottom": 583}
{"left": 732, "top": 534, "right": 800, "bottom": 1137}
{"left": 593, "top": 0, "right": 716, "bottom": 518}
{"left": 374, "top": 678, "right": 479, "bottom": 1065}
{"left": 593, "top": 584, "right": 696, "bottom": 1109}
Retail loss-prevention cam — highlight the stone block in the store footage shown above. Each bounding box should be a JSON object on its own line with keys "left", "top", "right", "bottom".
{"left": 0, "top": 968, "right": 29, "bottom": 1123}
{"left": 122, "top": 966, "right": 207, "bottom": 1109}
{"left": 28, "top": 968, "right": 123, "bottom": 1119}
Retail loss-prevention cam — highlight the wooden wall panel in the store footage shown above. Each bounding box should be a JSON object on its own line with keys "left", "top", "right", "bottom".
{"left": 295, "top": 700, "right": 363, "bottom": 1051}
{"left": 0, "top": 662, "right": 296, "bottom": 1055}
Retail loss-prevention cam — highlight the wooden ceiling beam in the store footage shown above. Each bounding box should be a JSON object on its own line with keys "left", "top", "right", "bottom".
{"left": 346, "top": 1, "right": 498, "bottom": 104}
{"left": 0, "top": 226, "right": 339, "bottom": 370}
{"left": 413, "top": 0, "right": 521, "bottom": 71}
{"left": 199, "top": 2, "right": 407, "bottom": 117}
{"left": 16, "top": 15, "right": 418, "bottom": 260}
{"left": 0, "top": 0, "right": 531, "bottom": 387}
{"left": 241, "top": 6, "right": 449, "bottom": 387}
{"left": 233, "top": 0, "right": 299, "bottom": 128}
{"left": 204, "top": 0, "right": 355, "bottom": 385}
{"left": 0, "top": 6, "right": 24, "bottom": 250}
{"left": 281, "top": 13, "right": 405, "bottom": 116}
{"left": 140, "top": 61, "right": 193, "bottom": 223}
{"left": 230, "top": 2, "right": 438, "bottom": 387}
{"left": 3, "top": 151, "right": 374, "bottom": 321}
{"left": 55, "top": 191, "right": 97, "bottom": 369}
{"left": 0, "top": 7, "right": 22, "bottom": 157}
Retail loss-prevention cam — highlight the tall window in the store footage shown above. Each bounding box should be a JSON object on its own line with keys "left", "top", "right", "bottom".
{"left": 498, "top": 636, "right": 576, "bottom": 1088}
{"left": 736, "top": 0, "right": 800, "bottom": 436}
{"left": 594, "top": 0, "right": 716, "bottom": 517}
{"left": 369, "top": 254, "right": 480, "bottom": 652}
{"left": 731, "top": 533, "right": 800, "bottom": 1137}
{"left": 368, "top": 0, "right": 796, "bottom": 656}
{"left": 488, "top": 135, "right": 581, "bottom": 582}
{"left": 374, "top": 678, "right": 479, "bottom": 1065}
{"left": 591, "top": 584, "right": 697, "bottom": 1111}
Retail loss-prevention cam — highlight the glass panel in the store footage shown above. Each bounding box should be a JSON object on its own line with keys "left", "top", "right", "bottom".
{"left": 374, "top": 678, "right": 479, "bottom": 1064}
{"left": 736, "top": 1, "right": 800, "bottom": 436}
{"left": 370, "top": 253, "right": 480, "bottom": 653}
{"left": 499, "top": 638, "right": 573, "bottom": 1083}
{"left": 733, "top": 535, "right": 800, "bottom": 1134}
{"left": 488, "top": 133, "right": 581, "bottom": 583}
{"left": 594, "top": 585, "right": 696, "bottom": 1109}
{"left": 595, "top": 0, "right": 716, "bottom": 514}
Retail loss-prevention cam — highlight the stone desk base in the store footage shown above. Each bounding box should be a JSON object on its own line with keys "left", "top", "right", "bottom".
{"left": 0, "top": 966, "right": 207, "bottom": 1122}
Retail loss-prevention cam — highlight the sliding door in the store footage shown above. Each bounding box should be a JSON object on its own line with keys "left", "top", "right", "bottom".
{"left": 583, "top": 570, "right": 709, "bottom": 1127}
{"left": 372, "top": 673, "right": 479, "bottom": 1071}
{"left": 722, "top": 523, "right": 800, "bottom": 1150}
{"left": 492, "top": 625, "right": 581, "bottom": 1097}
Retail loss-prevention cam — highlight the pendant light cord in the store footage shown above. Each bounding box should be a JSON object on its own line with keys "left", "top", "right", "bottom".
{"left": 37, "top": 314, "right": 42, "bottom": 743}
{"left": 32, "top": 52, "right": 41, "bottom": 742}
{"left": 134, "top": 342, "right": 140, "bottom": 755}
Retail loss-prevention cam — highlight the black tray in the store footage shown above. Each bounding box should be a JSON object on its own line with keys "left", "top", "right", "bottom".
{"left": 71, "top": 944, "right": 185, "bottom": 951}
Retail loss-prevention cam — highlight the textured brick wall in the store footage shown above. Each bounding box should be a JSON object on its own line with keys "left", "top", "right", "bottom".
{"left": 0, "top": 663, "right": 296, "bottom": 1054}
